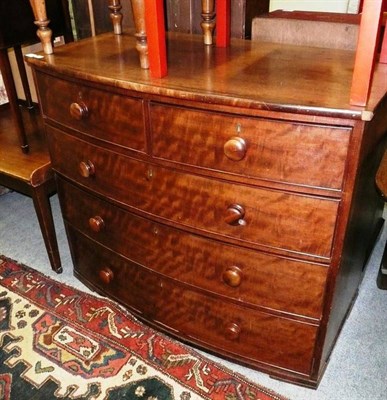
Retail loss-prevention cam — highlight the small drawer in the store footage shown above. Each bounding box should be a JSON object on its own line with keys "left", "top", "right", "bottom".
{"left": 35, "top": 71, "right": 146, "bottom": 151}
{"left": 48, "top": 126, "right": 339, "bottom": 259}
{"left": 69, "top": 228, "right": 318, "bottom": 376}
{"left": 150, "top": 103, "right": 351, "bottom": 191}
{"left": 58, "top": 178, "right": 328, "bottom": 319}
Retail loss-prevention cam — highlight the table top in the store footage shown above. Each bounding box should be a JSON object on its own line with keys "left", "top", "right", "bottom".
{"left": 26, "top": 31, "right": 387, "bottom": 121}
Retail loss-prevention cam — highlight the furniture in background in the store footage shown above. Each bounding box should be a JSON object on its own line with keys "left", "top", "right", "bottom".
{"left": 0, "top": 0, "right": 72, "bottom": 272}
{"left": 0, "top": 0, "right": 72, "bottom": 151}
{"left": 0, "top": 106, "right": 61, "bottom": 272}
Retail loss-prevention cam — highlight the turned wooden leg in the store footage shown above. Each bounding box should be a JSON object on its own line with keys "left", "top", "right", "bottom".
{"left": 0, "top": 49, "right": 29, "bottom": 153}
{"left": 31, "top": 183, "right": 62, "bottom": 273}
{"left": 29, "top": 0, "right": 53, "bottom": 55}
{"left": 131, "top": 0, "right": 149, "bottom": 69}
{"left": 201, "top": 0, "right": 216, "bottom": 45}
{"left": 108, "top": 0, "right": 123, "bottom": 35}
{"left": 14, "top": 45, "right": 34, "bottom": 109}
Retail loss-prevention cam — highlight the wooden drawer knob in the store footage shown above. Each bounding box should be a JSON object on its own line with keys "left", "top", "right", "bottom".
{"left": 224, "top": 137, "right": 247, "bottom": 161}
{"left": 222, "top": 266, "right": 242, "bottom": 287}
{"left": 89, "top": 216, "right": 105, "bottom": 233}
{"left": 79, "top": 160, "right": 95, "bottom": 178}
{"left": 225, "top": 204, "right": 246, "bottom": 226}
{"left": 99, "top": 267, "right": 114, "bottom": 285}
{"left": 70, "top": 101, "right": 89, "bottom": 120}
{"left": 225, "top": 322, "right": 241, "bottom": 340}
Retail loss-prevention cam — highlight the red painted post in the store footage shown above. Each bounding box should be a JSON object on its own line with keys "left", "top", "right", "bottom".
{"left": 216, "top": 0, "right": 231, "bottom": 47}
{"left": 380, "top": 21, "right": 387, "bottom": 63}
{"left": 144, "top": 0, "right": 167, "bottom": 78}
{"left": 350, "top": 0, "right": 384, "bottom": 106}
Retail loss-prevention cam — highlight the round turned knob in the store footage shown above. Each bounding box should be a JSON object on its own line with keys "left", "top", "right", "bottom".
{"left": 79, "top": 160, "right": 95, "bottom": 178}
{"left": 99, "top": 267, "right": 114, "bottom": 285}
{"left": 69, "top": 102, "right": 89, "bottom": 120}
{"left": 89, "top": 216, "right": 105, "bottom": 233}
{"left": 224, "top": 137, "right": 247, "bottom": 161}
{"left": 222, "top": 266, "right": 242, "bottom": 287}
{"left": 225, "top": 322, "right": 241, "bottom": 340}
{"left": 225, "top": 204, "right": 246, "bottom": 226}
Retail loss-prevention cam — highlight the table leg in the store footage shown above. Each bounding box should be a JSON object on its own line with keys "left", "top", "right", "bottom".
{"left": 31, "top": 183, "right": 62, "bottom": 273}
{"left": 201, "top": 0, "right": 216, "bottom": 45}
{"left": 14, "top": 45, "right": 34, "bottom": 109}
{"left": 108, "top": 0, "right": 123, "bottom": 35}
{"left": 29, "top": 0, "right": 53, "bottom": 55}
{"left": 0, "top": 49, "right": 29, "bottom": 153}
{"left": 131, "top": 0, "right": 149, "bottom": 69}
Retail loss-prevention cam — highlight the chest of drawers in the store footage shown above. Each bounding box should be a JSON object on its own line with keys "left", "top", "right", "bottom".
{"left": 27, "top": 32, "right": 387, "bottom": 387}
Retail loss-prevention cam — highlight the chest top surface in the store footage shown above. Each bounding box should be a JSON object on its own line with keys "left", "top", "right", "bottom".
{"left": 27, "top": 32, "right": 387, "bottom": 121}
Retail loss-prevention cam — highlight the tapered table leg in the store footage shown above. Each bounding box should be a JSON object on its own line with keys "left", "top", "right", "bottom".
{"left": 14, "top": 45, "right": 34, "bottom": 109}
{"left": 31, "top": 183, "right": 62, "bottom": 273}
{"left": 0, "top": 49, "right": 29, "bottom": 153}
{"left": 29, "top": 0, "right": 53, "bottom": 55}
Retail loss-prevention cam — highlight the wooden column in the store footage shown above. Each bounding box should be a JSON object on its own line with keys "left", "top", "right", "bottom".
{"left": 29, "top": 0, "right": 53, "bottom": 55}
{"left": 350, "top": 0, "right": 384, "bottom": 106}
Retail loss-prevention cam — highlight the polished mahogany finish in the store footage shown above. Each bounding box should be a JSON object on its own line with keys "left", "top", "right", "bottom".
{"left": 27, "top": 32, "right": 387, "bottom": 388}
{"left": 69, "top": 101, "right": 88, "bottom": 120}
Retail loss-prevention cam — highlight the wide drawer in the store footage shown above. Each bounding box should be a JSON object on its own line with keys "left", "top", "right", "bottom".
{"left": 58, "top": 178, "right": 328, "bottom": 319}
{"left": 35, "top": 71, "right": 146, "bottom": 151}
{"left": 47, "top": 126, "right": 339, "bottom": 259}
{"left": 150, "top": 103, "right": 351, "bottom": 191}
{"left": 68, "top": 227, "right": 318, "bottom": 376}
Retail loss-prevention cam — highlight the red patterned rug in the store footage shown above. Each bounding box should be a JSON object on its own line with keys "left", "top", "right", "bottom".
{"left": 0, "top": 255, "right": 289, "bottom": 400}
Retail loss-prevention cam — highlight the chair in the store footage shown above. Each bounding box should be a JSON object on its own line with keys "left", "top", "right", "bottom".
{"left": 0, "top": 0, "right": 72, "bottom": 273}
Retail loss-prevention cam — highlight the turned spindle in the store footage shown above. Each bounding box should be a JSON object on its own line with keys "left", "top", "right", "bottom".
{"left": 201, "top": 0, "right": 216, "bottom": 45}
{"left": 29, "top": 0, "right": 53, "bottom": 54}
{"left": 108, "top": 0, "right": 123, "bottom": 35}
{"left": 131, "top": 0, "right": 149, "bottom": 69}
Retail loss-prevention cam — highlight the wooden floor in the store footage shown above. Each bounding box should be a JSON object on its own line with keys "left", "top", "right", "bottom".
{"left": 0, "top": 104, "right": 51, "bottom": 184}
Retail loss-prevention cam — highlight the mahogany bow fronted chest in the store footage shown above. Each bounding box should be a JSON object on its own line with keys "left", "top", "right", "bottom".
{"left": 27, "top": 32, "right": 387, "bottom": 387}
